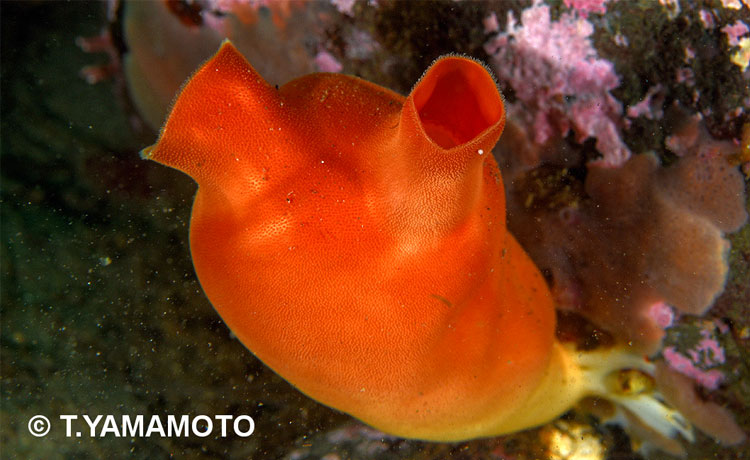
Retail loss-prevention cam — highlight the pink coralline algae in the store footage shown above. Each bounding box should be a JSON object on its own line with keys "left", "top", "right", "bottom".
{"left": 626, "top": 84, "right": 664, "bottom": 120}
{"left": 483, "top": 12, "right": 500, "bottom": 34}
{"left": 76, "top": 29, "right": 120, "bottom": 85}
{"left": 314, "top": 49, "right": 343, "bottom": 72}
{"left": 663, "top": 348, "right": 723, "bottom": 390}
{"left": 647, "top": 301, "right": 675, "bottom": 329}
{"left": 699, "top": 9, "right": 715, "bottom": 29}
{"left": 563, "top": 0, "right": 612, "bottom": 18}
{"left": 722, "top": 20, "right": 749, "bottom": 46}
{"left": 663, "top": 324, "right": 728, "bottom": 390}
{"left": 331, "top": 0, "right": 356, "bottom": 16}
{"left": 650, "top": 303, "right": 734, "bottom": 392}
{"left": 484, "top": 2, "right": 630, "bottom": 167}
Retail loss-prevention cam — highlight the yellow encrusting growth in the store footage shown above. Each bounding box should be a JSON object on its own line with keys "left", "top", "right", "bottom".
{"left": 730, "top": 37, "right": 750, "bottom": 71}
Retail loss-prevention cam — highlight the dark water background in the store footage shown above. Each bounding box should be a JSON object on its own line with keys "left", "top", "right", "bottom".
{"left": 1, "top": 2, "right": 342, "bottom": 458}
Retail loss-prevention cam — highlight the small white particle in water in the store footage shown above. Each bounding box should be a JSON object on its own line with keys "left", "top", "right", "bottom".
{"left": 478, "top": 149, "right": 484, "bottom": 155}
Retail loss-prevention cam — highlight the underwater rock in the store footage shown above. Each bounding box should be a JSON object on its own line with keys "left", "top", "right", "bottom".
{"left": 496, "top": 111, "right": 747, "bottom": 453}
{"left": 501, "top": 120, "right": 747, "bottom": 353}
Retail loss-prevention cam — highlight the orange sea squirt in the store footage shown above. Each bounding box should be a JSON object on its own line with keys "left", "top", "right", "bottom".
{"left": 143, "top": 42, "right": 679, "bottom": 442}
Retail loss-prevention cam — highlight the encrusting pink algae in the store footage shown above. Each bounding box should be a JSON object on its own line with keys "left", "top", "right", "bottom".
{"left": 484, "top": 2, "right": 630, "bottom": 167}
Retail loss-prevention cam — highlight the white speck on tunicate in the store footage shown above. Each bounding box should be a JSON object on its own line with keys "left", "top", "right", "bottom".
{"left": 478, "top": 149, "right": 484, "bottom": 155}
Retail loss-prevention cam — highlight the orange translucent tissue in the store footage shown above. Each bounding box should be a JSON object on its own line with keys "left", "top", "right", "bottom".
{"left": 143, "top": 42, "right": 692, "bottom": 442}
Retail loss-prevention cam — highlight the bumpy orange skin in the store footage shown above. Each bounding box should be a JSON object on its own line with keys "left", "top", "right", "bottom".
{"left": 145, "top": 42, "right": 556, "bottom": 441}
